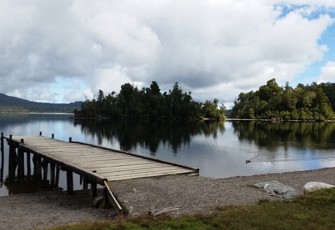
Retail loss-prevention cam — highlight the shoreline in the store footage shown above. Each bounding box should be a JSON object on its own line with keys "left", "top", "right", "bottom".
{"left": 0, "top": 167, "right": 335, "bottom": 229}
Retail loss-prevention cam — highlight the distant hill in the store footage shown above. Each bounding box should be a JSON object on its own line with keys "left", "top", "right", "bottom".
{"left": 0, "top": 93, "right": 82, "bottom": 113}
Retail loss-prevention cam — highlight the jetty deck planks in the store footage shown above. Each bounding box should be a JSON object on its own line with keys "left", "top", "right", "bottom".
{"left": 7, "top": 135, "right": 198, "bottom": 182}
{"left": 1, "top": 134, "right": 199, "bottom": 214}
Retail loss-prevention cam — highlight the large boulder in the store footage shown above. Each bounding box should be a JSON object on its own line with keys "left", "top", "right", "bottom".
{"left": 303, "top": 182, "right": 335, "bottom": 194}
{"left": 254, "top": 181, "right": 298, "bottom": 199}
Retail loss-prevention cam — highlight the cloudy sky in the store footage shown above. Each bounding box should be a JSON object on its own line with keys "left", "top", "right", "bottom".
{"left": 0, "top": 0, "right": 334, "bottom": 107}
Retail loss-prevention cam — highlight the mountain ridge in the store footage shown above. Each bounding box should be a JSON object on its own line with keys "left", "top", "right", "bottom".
{"left": 0, "top": 93, "right": 82, "bottom": 113}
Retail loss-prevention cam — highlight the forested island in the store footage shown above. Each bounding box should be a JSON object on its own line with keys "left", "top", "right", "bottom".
{"left": 76, "top": 81, "right": 226, "bottom": 121}
{"left": 231, "top": 79, "right": 335, "bottom": 121}
{"left": 76, "top": 79, "right": 335, "bottom": 122}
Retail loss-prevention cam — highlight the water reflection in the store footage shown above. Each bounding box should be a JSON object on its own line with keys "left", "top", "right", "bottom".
{"left": 232, "top": 121, "right": 335, "bottom": 151}
{"left": 75, "top": 120, "right": 225, "bottom": 154}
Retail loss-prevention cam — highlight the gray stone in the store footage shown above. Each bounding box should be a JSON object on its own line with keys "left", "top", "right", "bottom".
{"left": 303, "top": 182, "right": 335, "bottom": 194}
{"left": 254, "top": 180, "right": 298, "bottom": 199}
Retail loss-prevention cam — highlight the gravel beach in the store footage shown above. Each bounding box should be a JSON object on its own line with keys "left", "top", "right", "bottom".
{"left": 1, "top": 167, "right": 335, "bottom": 229}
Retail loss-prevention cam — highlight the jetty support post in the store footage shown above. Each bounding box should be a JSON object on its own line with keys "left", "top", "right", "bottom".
{"left": 66, "top": 170, "right": 74, "bottom": 194}
{"left": 83, "top": 178, "right": 88, "bottom": 189}
{"left": 55, "top": 165, "right": 60, "bottom": 187}
{"left": 8, "top": 135, "right": 18, "bottom": 181}
{"left": 33, "top": 155, "right": 42, "bottom": 180}
{"left": 50, "top": 163, "right": 55, "bottom": 186}
{"left": 17, "top": 139, "right": 25, "bottom": 179}
{"left": 26, "top": 152, "right": 31, "bottom": 176}
{"left": 42, "top": 159, "right": 49, "bottom": 183}
{"left": 91, "top": 182, "right": 97, "bottom": 200}
{"left": 0, "top": 133, "right": 3, "bottom": 160}
{"left": 0, "top": 133, "right": 4, "bottom": 184}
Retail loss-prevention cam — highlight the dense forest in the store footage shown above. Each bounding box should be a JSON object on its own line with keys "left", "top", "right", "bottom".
{"left": 231, "top": 79, "right": 335, "bottom": 121}
{"left": 77, "top": 81, "right": 226, "bottom": 121}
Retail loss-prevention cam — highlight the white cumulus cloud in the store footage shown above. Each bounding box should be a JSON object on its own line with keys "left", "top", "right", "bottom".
{"left": 0, "top": 0, "right": 334, "bottom": 104}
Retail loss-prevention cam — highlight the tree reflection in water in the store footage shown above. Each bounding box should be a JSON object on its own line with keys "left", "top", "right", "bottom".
{"left": 75, "top": 120, "right": 225, "bottom": 155}
{"left": 232, "top": 121, "right": 335, "bottom": 152}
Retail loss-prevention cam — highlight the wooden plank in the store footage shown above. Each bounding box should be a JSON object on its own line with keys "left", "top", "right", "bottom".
{"left": 84, "top": 162, "right": 169, "bottom": 172}
{"left": 104, "top": 181, "right": 123, "bottom": 215}
{"left": 100, "top": 168, "right": 193, "bottom": 178}
{"left": 41, "top": 150, "right": 128, "bottom": 157}
{"left": 30, "top": 149, "right": 128, "bottom": 158}
{"left": 72, "top": 159, "right": 155, "bottom": 168}
{"left": 60, "top": 156, "right": 135, "bottom": 164}
{"left": 50, "top": 154, "right": 133, "bottom": 160}
{"left": 104, "top": 169, "right": 194, "bottom": 181}
{"left": 73, "top": 140, "right": 199, "bottom": 172}
{"left": 5, "top": 135, "right": 198, "bottom": 183}
{"left": 91, "top": 164, "right": 185, "bottom": 175}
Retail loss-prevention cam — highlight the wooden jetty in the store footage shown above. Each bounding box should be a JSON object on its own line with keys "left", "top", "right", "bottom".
{"left": 0, "top": 132, "right": 199, "bottom": 214}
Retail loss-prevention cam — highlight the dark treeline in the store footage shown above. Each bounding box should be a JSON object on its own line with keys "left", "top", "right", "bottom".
{"left": 77, "top": 81, "right": 226, "bottom": 121}
{"left": 231, "top": 79, "right": 335, "bottom": 121}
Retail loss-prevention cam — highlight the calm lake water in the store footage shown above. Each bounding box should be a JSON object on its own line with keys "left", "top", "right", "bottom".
{"left": 1, "top": 113, "right": 335, "bottom": 196}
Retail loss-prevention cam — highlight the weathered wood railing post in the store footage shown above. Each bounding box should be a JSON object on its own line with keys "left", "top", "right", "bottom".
{"left": 0, "top": 133, "right": 4, "bottom": 184}
{"left": 91, "top": 182, "right": 97, "bottom": 200}
{"left": 42, "top": 159, "right": 48, "bottom": 182}
{"left": 66, "top": 170, "right": 74, "bottom": 194}
{"left": 17, "top": 139, "right": 25, "bottom": 179}
{"left": 83, "top": 178, "right": 88, "bottom": 189}
{"left": 50, "top": 163, "right": 55, "bottom": 185}
{"left": 26, "top": 152, "right": 31, "bottom": 176}
{"left": 55, "top": 165, "right": 60, "bottom": 187}
{"left": 0, "top": 133, "right": 3, "bottom": 160}
{"left": 33, "top": 155, "right": 42, "bottom": 180}
{"left": 8, "top": 135, "right": 17, "bottom": 181}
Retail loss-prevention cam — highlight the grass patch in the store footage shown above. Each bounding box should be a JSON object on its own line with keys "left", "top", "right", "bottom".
{"left": 53, "top": 188, "right": 335, "bottom": 230}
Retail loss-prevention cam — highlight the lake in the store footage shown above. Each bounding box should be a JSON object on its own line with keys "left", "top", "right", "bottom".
{"left": 1, "top": 113, "right": 335, "bottom": 196}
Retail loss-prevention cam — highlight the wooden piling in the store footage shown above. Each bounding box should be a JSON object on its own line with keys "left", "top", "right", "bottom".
{"left": 55, "top": 165, "right": 60, "bottom": 187}
{"left": 50, "top": 163, "right": 55, "bottom": 185}
{"left": 83, "top": 178, "right": 88, "bottom": 189}
{"left": 66, "top": 170, "right": 74, "bottom": 194}
{"left": 42, "top": 160, "right": 48, "bottom": 182}
{"left": 26, "top": 152, "right": 31, "bottom": 176}
{"left": 17, "top": 148, "right": 25, "bottom": 179}
{"left": 33, "top": 155, "right": 42, "bottom": 180}
{"left": 0, "top": 133, "right": 3, "bottom": 159}
{"left": 91, "top": 182, "right": 97, "bottom": 200}
{"left": 0, "top": 133, "right": 4, "bottom": 184}
{"left": 8, "top": 135, "right": 17, "bottom": 181}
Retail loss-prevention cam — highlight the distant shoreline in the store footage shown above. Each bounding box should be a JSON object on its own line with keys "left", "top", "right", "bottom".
{"left": 225, "top": 118, "right": 335, "bottom": 122}
{"left": 0, "top": 112, "right": 74, "bottom": 115}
